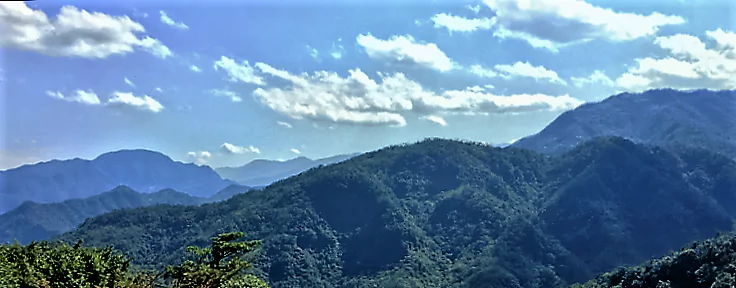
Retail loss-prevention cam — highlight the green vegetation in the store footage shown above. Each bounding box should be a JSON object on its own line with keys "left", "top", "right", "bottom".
{"left": 57, "top": 137, "right": 736, "bottom": 287}
{"left": 0, "top": 232, "right": 268, "bottom": 288}
{"left": 571, "top": 231, "right": 736, "bottom": 288}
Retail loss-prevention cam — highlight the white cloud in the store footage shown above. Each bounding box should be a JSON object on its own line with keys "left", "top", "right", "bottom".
{"left": 159, "top": 10, "right": 188, "bottom": 30}
{"left": 0, "top": 2, "right": 172, "bottom": 58}
{"left": 470, "top": 61, "right": 566, "bottom": 85}
{"left": 494, "top": 61, "right": 567, "bottom": 85}
{"left": 470, "top": 65, "right": 499, "bottom": 78}
{"left": 45, "top": 90, "right": 101, "bottom": 105}
{"left": 155, "top": 87, "right": 163, "bottom": 92}
{"left": 616, "top": 29, "right": 736, "bottom": 91}
{"left": 571, "top": 70, "right": 614, "bottom": 87}
{"left": 290, "top": 148, "right": 301, "bottom": 155}
{"left": 483, "top": 0, "right": 685, "bottom": 51}
{"left": 467, "top": 4, "right": 481, "bottom": 14}
{"left": 431, "top": 13, "right": 494, "bottom": 33}
{"left": 421, "top": 115, "right": 448, "bottom": 126}
{"left": 251, "top": 63, "right": 583, "bottom": 126}
{"left": 209, "top": 89, "right": 242, "bottom": 102}
{"left": 356, "top": 34, "right": 455, "bottom": 71}
{"left": 220, "top": 143, "right": 260, "bottom": 154}
{"left": 277, "top": 121, "right": 293, "bottom": 128}
{"left": 124, "top": 77, "right": 135, "bottom": 87}
{"left": 307, "top": 45, "right": 319, "bottom": 59}
{"left": 189, "top": 65, "right": 202, "bottom": 72}
{"left": 213, "top": 56, "right": 265, "bottom": 85}
{"left": 107, "top": 92, "right": 164, "bottom": 112}
{"left": 330, "top": 40, "right": 345, "bottom": 59}
{"left": 187, "top": 151, "right": 211, "bottom": 165}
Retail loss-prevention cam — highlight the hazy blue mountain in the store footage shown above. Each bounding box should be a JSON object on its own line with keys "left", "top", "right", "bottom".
{"left": 0, "top": 184, "right": 254, "bottom": 244}
{"left": 215, "top": 153, "right": 359, "bottom": 187}
{"left": 0, "top": 149, "right": 234, "bottom": 213}
{"left": 513, "top": 89, "right": 736, "bottom": 157}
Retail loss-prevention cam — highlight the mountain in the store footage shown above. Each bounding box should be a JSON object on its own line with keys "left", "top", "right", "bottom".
{"left": 215, "top": 153, "right": 359, "bottom": 187}
{"left": 0, "top": 149, "right": 234, "bottom": 213}
{"left": 513, "top": 89, "right": 736, "bottom": 158}
{"left": 0, "top": 184, "right": 254, "bottom": 245}
{"left": 60, "top": 137, "right": 736, "bottom": 288}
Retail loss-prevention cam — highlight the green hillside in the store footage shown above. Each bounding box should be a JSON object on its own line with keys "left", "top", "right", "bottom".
{"left": 60, "top": 137, "right": 736, "bottom": 287}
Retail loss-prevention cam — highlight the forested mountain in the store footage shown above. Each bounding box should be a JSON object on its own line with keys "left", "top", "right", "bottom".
{"left": 0, "top": 149, "right": 235, "bottom": 213}
{"left": 60, "top": 137, "right": 736, "bottom": 288}
{"left": 0, "top": 184, "right": 253, "bottom": 245}
{"left": 513, "top": 89, "right": 736, "bottom": 158}
{"left": 216, "top": 154, "right": 358, "bottom": 187}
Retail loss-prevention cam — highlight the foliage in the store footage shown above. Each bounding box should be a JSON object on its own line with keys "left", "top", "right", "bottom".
{"left": 0, "top": 232, "right": 268, "bottom": 288}
{"left": 59, "top": 137, "right": 736, "bottom": 287}
{"left": 571, "top": 232, "right": 736, "bottom": 288}
{"left": 165, "top": 232, "right": 267, "bottom": 288}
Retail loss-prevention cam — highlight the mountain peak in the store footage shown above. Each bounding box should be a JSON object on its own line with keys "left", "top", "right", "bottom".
{"left": 94, "top": 149, "right": 173, "bottom": 163}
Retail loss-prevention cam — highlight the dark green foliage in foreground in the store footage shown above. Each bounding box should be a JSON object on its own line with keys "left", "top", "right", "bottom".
{"left": 0, "top": 232, "right": 269, "bottom": 288}
{"left": 61, "top": 137, "right": 736, "bottom": 287}
{"left": 0, "top": 240, "right": 134, "bottom": 288}
{"left": 571, "top": 231, "right": 736, "bottom": 288}
{"left": 165, "top": 232, "right": 268, "bottom": 288}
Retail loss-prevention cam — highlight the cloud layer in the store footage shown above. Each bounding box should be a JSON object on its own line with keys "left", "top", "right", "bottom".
{"left": 0, "top": 3, "right": 171, "bottom": 58}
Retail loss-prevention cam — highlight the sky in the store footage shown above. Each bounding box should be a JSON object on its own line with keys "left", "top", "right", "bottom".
{"left": 1, "top": 0, "right": 735, "bottom": 169}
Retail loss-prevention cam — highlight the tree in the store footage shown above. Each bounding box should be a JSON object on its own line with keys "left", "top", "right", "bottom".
{"left": 165, "top": 232, "right": 268, "bottom": 288}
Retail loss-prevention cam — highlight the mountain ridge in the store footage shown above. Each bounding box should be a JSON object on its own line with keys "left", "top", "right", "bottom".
{"left": 215, "top": 153, "right": 360, "bottom": 187}
{"left": 60, "top": 136, "right": 736, "bottom": 287}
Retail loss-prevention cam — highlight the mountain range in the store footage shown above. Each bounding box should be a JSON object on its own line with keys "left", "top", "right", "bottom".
{"left": 0, "top": 184, "right": 253, "bottom": 245}
{"left": 0, "top": 149, "right": 235, "bottom": 214}
{"left": 513, "top": 89, "right": 736, "bottom": 158}
{"left": 60, "top": 135, "right": 736, "bottom": 288}
{"left": 215, "top": 154, "right": 359, "bottom": 187}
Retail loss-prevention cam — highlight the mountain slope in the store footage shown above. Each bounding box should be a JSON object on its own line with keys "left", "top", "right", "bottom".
{"left": 0, "top": 149, "right": 234, "bottom": 213}
{"left": 215, "top": 153, "right": 358, "bottom": 187}
{"left": 60, "top": 138, "right": 736, "bottom": 288}
{"left": 0, "top": 184, "right": 254, "bottom": 245}
{"left": 513, "top": 89, "right": 736, "bottom": 158}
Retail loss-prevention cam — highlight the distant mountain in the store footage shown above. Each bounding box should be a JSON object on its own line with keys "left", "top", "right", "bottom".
{"left": 513, "top": 89, "right": 736, "bottom": 157}
{"left": 0, "top": 149, "right": 234, "bottom": 213}
{"left": 62, "top": 137, "right": 736, "bottom": 287}
{"left": 216, "top": 153, "right": 359, "bottom": 186}
{"left": 0, "top": 184, "right": 254, "bottom": 244}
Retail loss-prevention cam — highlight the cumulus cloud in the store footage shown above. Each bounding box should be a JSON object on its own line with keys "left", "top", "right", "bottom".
{"left": 0, "top": 2, "right": 172, "bottom": 58}
{"left": 616, "top": 29, "right": 736, "bottom": 91}
{"left": 356, "top": 34, "right": 455, "bottom": 71}
{"left": 251, "top": 63, "right": 583, "bottom": 127}
{"left": 213, "top": 56, "right": 265, "bottom": 85}
{"left": 421, "top": 115, "right": 448, "bottom": 126}
{"left": 107, "top": 92, "right": 164, "bottom": 112}
{"left": 46, "top": 90, "right": 101, "bottom": 105}
{"left": 469, "top": 61, "right": 566, "bottom": 85}
{"left": 159, "top": 10, "right": 188, "bottom": 30}
{"left": 494, "top": 61, "right": 567, "bottom": 85}
{"left": 306, "top": 45, "right": 319, "bottom": 59}
{"left": 190, "top": 65, "right": 201, "bottom": 72}
{"left": 482, "top": 0, "right": 685, "bottom": 51}
{"left": 187, "top": 151, "right": 211, "bottom": 165}
{"left": 210, "top": 89, "right": 242, "bottom": 102}
{"left": 124, "top": 77, "right": 135, "bottom": 87}
{"left": 155, "top": 87, "right": 164, "bottom": 92}
{"left": 277, "top": 121, "right": 293, "bottom": 128}
{"left": 467, "top": 4, "right": 482, "bottom": 13}
{"left": 571, "top": 70, "right": 615, "bottom": 87}
{"left": 220, "top": 143, "right": 260, "bottom": 154}
{"left": 290, "top": 148, "right": 301, "bottom": 155}
{"left": 431, "top": 13, "right": 494, "bottom": 33}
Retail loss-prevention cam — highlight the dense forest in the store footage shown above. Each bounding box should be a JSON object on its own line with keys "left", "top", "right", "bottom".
{"left": 49, "top": 136, "right": 736, "bottom": 287}
{"left": 0, "top": 232, "right": 269, "bottom": 288}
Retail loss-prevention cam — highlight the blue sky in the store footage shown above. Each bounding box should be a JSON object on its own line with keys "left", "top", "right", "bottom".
{"left": 1, "top": 0, "right": 734, "bottom": 169}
